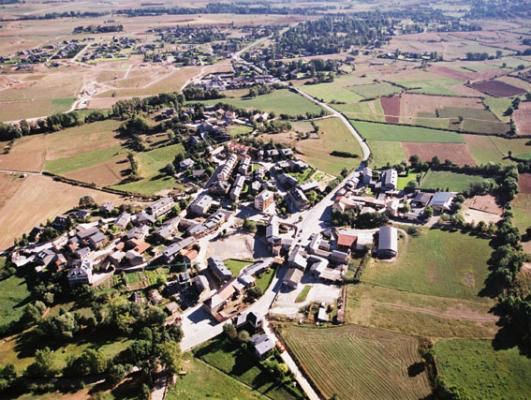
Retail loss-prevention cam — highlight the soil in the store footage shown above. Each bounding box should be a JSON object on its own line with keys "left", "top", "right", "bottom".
{"left": 380, "top": 95, "right": 400, "bottom": 123}
{"left": 402, "top": 142, "right": 476, "bottom": 166}
{"left": 470, "top": 80, "right": 526, "bottom": 97}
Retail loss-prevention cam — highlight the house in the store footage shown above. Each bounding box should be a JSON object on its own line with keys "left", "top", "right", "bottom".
{"left": 266, "top": 216, "right": 280, "bottom": 244}
{"left": 381, "top": 169, "right": 398, "bottom": 191}
{"left": 181, "top": 248, "right": 198, "bottom": 266}
{"left": 127, "top": 225, "right": 150, "bottom": 241}
{"left": 411, "top": 192, "right": 433, "bottom": 208}
{"left": 125, "top": 250, "right": 144, "bottom": 266}
{"left": 283, "top": 267, "right": 303, "bottom": 290}
{"left": 154, "top": 217, "right": 181, "bottom": 241}
{"left": 52, "top": 215, "right": 71, "bottom": 230}
{"left": 377, "top": 226, "right": 398, "bottom": 258}
{"left": 126, "top": 238, "right": 150, "bottom": 254}
{"left": 230, "top": 175, "right": 246, "bottom": 201}
{"left": 68, "top": 260, "right": 93, "bottom": 285}
{"left": 251, "top": 334, "right": 276, "bottom": 358}
{"left": 115, "top": 212, "right": 131, "bottom": 229}
{"left": 189, "top": 194, "right": 213, "bottom": 216}
{"left": 36, "top": 249, "right": 56, "bottom": 266}
{"left": 180, "top": 158, "right": 195, "bottom": 170}
{"left": 278, "top": 173, "right": 297, "bottom": 189}
{"left": 309, "top": 256, "right": 328, "bottom": 277}
{"left": 108, "top": 251, "right": 125, "bottom": 267}
{"left": 429, "top": 192, "right": 455, "bottom": 212}
{"left": 299, "top": 181, "right": 320, "bottom": 193}
{"left": 88, "top": 231, "right": 106, "bottom": 249}
{"left": 254, "top": 190, "right": 274, "bottom": 212}
{"left": 238, "top": 156, "right": 251, "bottom": 175}
{"left": 192, "top": 274, "right": 211, "bottom": 295}
{"left": 135, "top": 211, "right": 156, "bottom": 225}
{"left": 280, "top": 148, "right": 293, "bottom": 158}
{"left": 237, "top": 274, "right": 255, "bottom": 288}
{"left": 330, "top": 250, "right": 350, "bottom": 264}
{"left": 148, "top": 289, "right": 163, "bottom": 304}
{"left": 204, "top": 283, "right": 236, "bottom": 314}
{"left": 317, "top": 306, "right": 329, "bottom": 322}
{"left": 336, "top": 231, "right": 357, "bottom": 251}
{"left": 288, "top": 246, "right": 307, "bottom": 270}
{"left": 361, "top": 167, "right": 373, "bottom": 185}
{"left": 162, "top": 236, "right": 196, "bottom": 263}
{"left": 355, "top": 231, "right": 374, "bottom": 251}
{"left": 208, "top": 257, "right": 232, "bottom": 283}
{"left": 148, "top": 197, "right": 175, "bottom": 218}
{"left": 75, "top": 246, "right": 91, "bottom": 260}
{"left": 288, "top": 188, "right": 309, "bottom": 210}
{"left": 101, "top": 202, "right": 114, "bottom": 214}
{"left": 235, "top": 311, "right": 263, "bottom": 330}
{"left": 77, "top": 226, "right": 100, "bottom": 241}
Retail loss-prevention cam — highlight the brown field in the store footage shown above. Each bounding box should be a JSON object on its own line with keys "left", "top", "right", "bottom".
{"left": 380, "top": 95, "right": 400, "bottom": 123}
{"left": 0, "top": 136, "right": 47, "bottom": 172}
{"left": 64, "top": 156, "right": 127, "bottom": 187}
{"left": 519, "top": 173, "right": 531, "bottom": 194}
{"left": 514, "top": 102, "right": 531, "bottom": 135}
{"left": 400, "top": 93, "right": 484, "bottom": 119}
{"left": 496, "top": 76, "right": 531, "bottom": 92}
{"left": 465, "top": 195, "right": 503, "bottom": 215}
{"left": 0, "top": 175, "right": 126, "bottom": 250}
{"left": 402, "top": 142, "right": 476, "bottom": 165}
{"left": 0, "top": 173, "right": 25, "bottom": 209}
{"left": 431, "top": 65, "right": 474, "bottom": 81}
{"left": 470, "top": 79, "right": 526, "bottom": 97}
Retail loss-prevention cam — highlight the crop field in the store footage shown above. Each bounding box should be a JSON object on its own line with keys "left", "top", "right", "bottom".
{"left": 512, "top": 194, "right": 531, "bottom": 232}
{"left": 380, "top": 95, "right": 400, "bottom": 123}
{"left": 46, "top": 145, "right": 124, "bottom": 176}
{"left": 296, "top": 117, "right": 363, "bottom": 176}
{"left": 433, "top": 339, "right": 531, "bottom": 400}
{"left": 167, "top": 357, "right": 265, "bottom": 400}
{"left": 367, "top": 141, "right": 407, "bottom": 167}
{"left": 363, "top": 229, "right": 492, "bottom": 300}
{"left": 297, "top": 74, "right": 374, "bottom": 104}
{"left": 470, "top": 79, "right": 526, "bottom": 97}
{"left": 349, "top": 82, "right": 401, "bottom": 98}
{"left": 334, "top": 99, "right": 385, "bottom": 121}
{"left": 0, "top": 175, "right": 124, "bottom": 250}
{"left": 347, "top": 283, "right": 497, "bottom": 338}
{"left": 113, "top": 143, "right": 185, "bottom": 195}
{"left": 402, "top": 142, "right": 476, "bottom": 166}
{"left": 420, "top": 170, "right": 488, "bottom": 192}
{"left": 196, "top": 89, "right": 324, "bottom": 117}
{"left": 279, "top": 324, "right": 431, "bottom": 400}
{"left": 194, "top": 337, "right": 303, "bottom": 400}
{"left": 351, "top": 121, "right": 464, "bottom": 143}
{"left": 464, "top": 135, "right": 531, "bottom": 164}
{"left": 386, "top": 71, "right": 463, "bottom": 96}
{"left": 483, "top": 96, "right": 512, "bottom": 123}
{"left": 514, "top": 101, "right": 531, "bottom": 135}
{"left": 0, "top": 173, "right": 25, "bottom": 209}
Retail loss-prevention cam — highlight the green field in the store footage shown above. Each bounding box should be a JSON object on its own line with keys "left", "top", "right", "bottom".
{"left": 113, "top": 143, "right": 185, "bottom": 195}
{"left": 465, "top": 135, "right": 531, "bottom": 165}
{"left": 297, "top": 117, "right": 363, "bottom": 176}
{"left": 335, "top": 100, "right": 385, "bottom": 121}
{"left": 0, "top": 273, "right": 31, "bottom": 327}
{"left": 167, "top": 356, "right": 265, "bottom": 400}
{"left": 433, "top": 339, "right": 531, "bottom": 400}
{"left": 461, "top": 118, "right": 509, "bottom": 135}
{"left": 420, "top": 170, "right": 488, "bottom": 192}
{"left": 227, "top": 124, "right": 254, "bottom": 136}
{"left": 279, "top": 324, "right": 431, "bottom": 400}
{"left": 351, "top": 121, "right": 464, "bottom": 143}
{"left": 367, "top": 140, "right": 407, "bottom": 167}
{"left": 194, "top": 89, "right": 324, "bottom": 117}
{"left": 363, "top": 229, "right": 492, "bottom": 300}
{"left": 224, "top": 259, "right": 253, "bottom": 276}
{"left": 349, "top": 82, "right": 402, "bottom": 99}
{"left": 255, "top": 267, "right": 275, "bottom": 293}
{"left": 390, "top": 75, "right": 462, "bottom": 96}
{"left": 347, "top": 283, "right": 497, "bottom": 338}
{"left": 512, "top": 193, "right": 531, "bottom": 232}
{"left": 482, "top": 97, "right": 512, "bottom": 123}
{"left": 194, "top": 337, "right": 303, "bottom": 400}
{"left": 45, "top": 145, "right": 123, "bottom": 175}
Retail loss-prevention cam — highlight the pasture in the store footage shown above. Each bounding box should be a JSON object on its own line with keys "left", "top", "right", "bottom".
{"left": 195, "top": 89, "right": 324, "bottom": 117}
{"left": 367, "top": 141, "right": 407, "bottom": 167}
{"left": 420, "top": 170, "right": 490, "bottom": 192}
{"left": 349, "top": 82, "right": 401, "bottom": 98}
{"left": 512, "top": 194, "right": 531, "bottom": 232}
{"left": 351, "top": 120, "right": 464, "bottom": 143}
{"left": 347, "top": 283, "right": 497, "bottom": 338}
{"left": 297, "top": 117, "right": 363, "bottom": 176}
{"left": 279, "top": 324, "right": 431, "bottom": 400}
{"left": 362, "top": 229, "right": 492, "bottom": 300}
{"left": 433, "top": 339, "right": 531, "bottom": 400}
{"left": 334, "top": 99, "right": 385, "bottom": 121}
{"left": 464, "top": 135, "right": 531, "bottom": 165}
{"left": 0, "top": 274, "right": 31, "bottom": 328}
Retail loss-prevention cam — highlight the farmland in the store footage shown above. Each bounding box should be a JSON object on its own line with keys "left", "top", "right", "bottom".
{"left": 351, "top": 121, "right": 464, "bottom": 143}
{"left": 470, "top": 79, "right": 526, "bottom": 97}
{"left": 195, "top": 89, "right": 324, "bottom": 117}
{"left": 433, "top": 339, "right": 531, "bottom": 400}
{"left": 512, "top": 194, "right": 531, "bottom": 232}
{"left": 362, "top": 229, "right": 492, "bottom": 300}
{"left": 367, "top": 141, "right": 407, "bottom": 167}
{"left": 420, "top": 170, "right": 489, "bottom": 192}
{"left": 279, "top": 324, "right": 431, "bottom": 400}
{"left": 0, "top": 274, "right": 31, "bottom": 328}
{"left": 464, "top": 135, "right": 531, "bottom": 165}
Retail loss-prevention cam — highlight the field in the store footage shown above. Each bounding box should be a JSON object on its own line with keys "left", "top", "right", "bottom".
{"left": 167, "top": 356, "right": 265, "bottom": 400}
{"left": 194, "top": 337, "right": 303, "bottom": 400}
{"left": 0, "top": 173, "right": 25, "bottom": 209}
{"left": 296, "top": 117, "right": 363, "bottom": 176}
{"left": 512, "top": 194, "right": 531, "bottom": 232}
{"left": 464, "top": 135, "right": 531, "bottom": 164}
{"left": 514, "top": 102, "right": 531, "bottom": 135}
{"left": 362, "top": 229, "right": 492, "bottom": 300}
{"left": 403, "top": 142, "right": 476, "bottom": 166}
{"left": 470, "top": 79, "right": 526, "bottom": 97}
{"left": 349, "top": 82, "right": 401, "bottom": 99}
{"left": 334, "top": 99, "right": 385, "bottom": 122}
{"left": 367, "top": 141, "right": 407, "bottom": 167}
{"left": 380, "top": 95, "right": 400, "bottom": 123}
{"left": 351, "top": 121, "right": 464, "bottom": 143}
{"left": 347, "top": 283, "right": 497, "bottom": 338}
{"left": 279, "top": 324, "right": 431, "bottom": 400}
{"left": 0, "top": 274, "right": 31, "bottom": 327}
{"left": 195, "top": 89, "right": 324, "bottom": 117}
{"left": 420, "top": 170, "right": 488, "bottom": 192}
{"left": 0, "top": 175, "right": 125, "bottom": 250}
{"left": 433, "top": 339, "right": 531, "bottom": 400}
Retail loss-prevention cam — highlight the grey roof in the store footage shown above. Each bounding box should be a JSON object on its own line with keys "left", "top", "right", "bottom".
{"left": 430, "top": 192, "right": 454, "bottom": 207}
{"left": 208, "top": 257, "right": 232, "bottom": 281}
{"left": 251, "top": 334, "right": 275, "bottom": 356}
{"left": 378, "top": 226, "right": 398, "bottom": 253}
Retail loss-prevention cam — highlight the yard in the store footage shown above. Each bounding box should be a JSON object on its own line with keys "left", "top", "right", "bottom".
{"left": 420, "top": 170, "right": 488, "bottom": 192}
{"left": 194, "top": 337, "right": 304, "bottom": 400}
{"left": 433, "top": 339, "right": 531, "bottom": 400}
{"left": 224, "top": 259, "right": 253, "bottom": 276}
{"left": 279, "top": 324, "right": 431, "bottom": 400}
{"left": 363, "top": 229, "right": 492, "bottom": 300}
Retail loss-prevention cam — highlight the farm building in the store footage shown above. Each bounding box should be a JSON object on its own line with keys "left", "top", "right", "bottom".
{"left": 381, "top": 169, "right": 398, "bottom": 191}
{"left": 377, "top": 226, "right": 398, "bottom": 258}
{"left": 411, "top": 192, "right": 433, "bottom": 208}
{"left": 430, "top": 192, "right": 455, "bottom": 212}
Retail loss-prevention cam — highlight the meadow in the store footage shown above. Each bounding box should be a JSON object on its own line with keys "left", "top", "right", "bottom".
{"left": 433, "top": 339, "right": 531, "bottom": 400}
{"left": 511, "top": 194, "right": 531, "bottom": 232}
{"left": 464, "top": 135, "right": 531, "bottom": 165}
{"left": 351, "top": 120, "right": 464, "bottom": 143}
{"left": 420, "top": 170, "right": 489, "bottom": 192}
{"left": 0, "top": 271, "right": 31, "bottom": 327}
{"left": 362, "top": 228, "right": 492, "bottom": 300}
{"left": 279, "top": 324, "right": 431, "bottom": 400}
{"left": 367, "top": 141, "right": 407, "bottom": 167}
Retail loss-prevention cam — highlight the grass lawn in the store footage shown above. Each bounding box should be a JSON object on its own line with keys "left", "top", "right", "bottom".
{"left": 193, "top": 89, "right": 324, "bottom": 117}
{"left": 346, "top": 283, "right": 497, "bottom": 338}
{"left": 288, "top": 167, "right": 315, "bottom": 184}
{"left": 352, "top": 121, "right": 464, "bottom": 143}
{"left": 255, "top": 267, "right": 275, "bottom": 293}
{"left": 167, "top": 356, "right": 265, "bottom": 400}
{"left": 363, "top": 229, "right": 492, "bottom": 300}
{"left": 224, "top": 259, "right": 253, "bottom": 276}
{"left": 433, "top": 339, "right": 531, "bottom": 400}
{"left": 228, "top": 124, "right": 254, "bottom": 136}
{"left": 420, "top": 170, "right": 488, "bottom": 192}
{"left": 295, "top": 286, "right": 311, "bottom": 303}
{"left": 279, "top": 324, "right": 431, "bottom": 400}
{"left": 367, "top": 140, "right": 407, "bottom": 167}
{"left": 297, "top": 117, "right": 363, "bottom": 176}
{"left": 397, "top": 172, "right": 416, "bottom": 190}
{"left": 0, "top": 273, "right": 32, "bottom": 327}
{"left": 194, "top": 337, "right": 303, "bottom": 400}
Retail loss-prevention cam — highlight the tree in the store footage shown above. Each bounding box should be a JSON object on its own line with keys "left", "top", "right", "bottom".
{"left": 107, "top": 363, "right": 127, "bottom": 386}
{"left": 423, "top": 206, "right": 433, "bottom": 219}
{"left": 24, "top": 347, "right": 56, "bottom": 378}
{"left": 158, "top": 340, "right": 181, "bottom": 374}
{"left": 223, "top": 323, "right": 237, "bottom": 340}
{"left": 340, "top": 168, "right": 348, "bottom": 178}
{"left": 243, "top": 220, "right": 257, "bottom": 233}
{"left": 141, "top": 383, "right": 151, "bottom": 400}
{"left": 79, "top": 195, "right": 96, "bottom": 207}
{"left": 238, "top": 330, "right": 250, "bottom": 344}
{"left": 65, "top": 349, "right": 107, "bottom": 377}
{"left": 20, "top": 301, "right": 46, "bottom": 326}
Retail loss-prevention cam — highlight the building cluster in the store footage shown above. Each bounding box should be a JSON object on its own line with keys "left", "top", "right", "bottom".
{"left": 193, "top": 72, "right": 281, "bottom": 92}
{"left": 1, "top": 40, "right": 86, "bottom": 64}
{"left": 80, "top": 37, "right": 138, "bottom": 62}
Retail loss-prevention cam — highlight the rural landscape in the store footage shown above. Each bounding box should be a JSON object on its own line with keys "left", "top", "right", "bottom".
{"left": 0, "top": 0, "right": 530, "bottom": 399}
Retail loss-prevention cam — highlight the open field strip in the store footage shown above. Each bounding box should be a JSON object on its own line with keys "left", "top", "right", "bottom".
{"left": 420, "top": 170, "right": 489, "bottom": 192}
